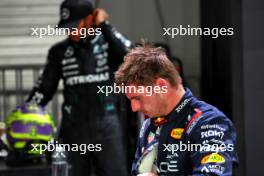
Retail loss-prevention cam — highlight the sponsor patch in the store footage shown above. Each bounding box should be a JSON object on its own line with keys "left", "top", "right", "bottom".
{"left": 66, "top": 72, "right": 109, "bottom": 85}
{"left": 201, "top": 130, "right": 224, "bottom": 139}
{"left": 147, "top": 131, "right": 155, "bottom": 144}
{"left": 201, "top": 124, "right": 225, "bottom": 131}
{"left": 154, "top": 117, "right": 167, "bottom": 126}
{"left": 175, "top": 99, "right": 190, "bottom": 113}
{"left": 170, "top": 128, "right": 184, "bottom": 140}
{"left": 201, "top": 153, "right": 225, "bottom": 164}
{"left": 185, "top": 108, "right": 203, "bottom": 134}
{"left": 64, "top": 46, "right": 74, "bottom": 57}
{"left": 201, "top": 165, "right": 225, "bottom": 174}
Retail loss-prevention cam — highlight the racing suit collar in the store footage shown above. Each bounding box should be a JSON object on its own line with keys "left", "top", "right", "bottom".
{"left": 152, "top": 88, "right": 194, "bottom": 126}
{"left": 68, "top": 35, "right": 96, "bottom": 47}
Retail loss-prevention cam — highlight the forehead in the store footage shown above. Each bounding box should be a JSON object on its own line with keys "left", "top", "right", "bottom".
{"left": 126, "top": 91, "right": 140, "bottom": 100}
{"left": 125, "top": 84, "right": 144, "bottom": 99}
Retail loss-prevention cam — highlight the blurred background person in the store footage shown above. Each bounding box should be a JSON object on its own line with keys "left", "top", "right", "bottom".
{"left": 26, "top": 0, "right": 132, "bottom": 175}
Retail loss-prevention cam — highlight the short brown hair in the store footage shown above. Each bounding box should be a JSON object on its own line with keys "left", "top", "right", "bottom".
{"left": 115, "top": 43, "right": 181, "bottom": 87}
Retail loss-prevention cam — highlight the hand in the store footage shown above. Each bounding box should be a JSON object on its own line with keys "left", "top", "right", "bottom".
{"left": 93, "top": 8, "right": 109, "bottom": 26}
{"left": 137, "top": 173, "right": 158, "bottom": 176}
{"left": 70, "top": 14, "right": 93, "bottom": 42}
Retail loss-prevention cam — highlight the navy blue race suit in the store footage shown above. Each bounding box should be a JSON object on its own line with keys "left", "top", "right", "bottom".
{"left": 132, "top": 88, "right": 238, "bottom": 176}
{"left": 27, "top": 22, "right": 132, "bottom": 176}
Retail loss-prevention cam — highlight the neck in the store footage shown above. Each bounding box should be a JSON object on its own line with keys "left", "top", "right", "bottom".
{"left": 165, "top": 85, "right": 185, "bottom": 115}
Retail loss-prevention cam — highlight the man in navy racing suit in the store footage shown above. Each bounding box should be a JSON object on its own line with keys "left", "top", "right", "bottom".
{"left": 27, "top": 0, "right": 132, "bottom": 176}
{"left": 115, "top": 44, "right": 238, "bottom": 176}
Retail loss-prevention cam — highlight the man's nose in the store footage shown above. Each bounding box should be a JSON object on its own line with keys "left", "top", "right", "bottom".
{"left": 131, "top": 100, "right": 140, "bottom": 112}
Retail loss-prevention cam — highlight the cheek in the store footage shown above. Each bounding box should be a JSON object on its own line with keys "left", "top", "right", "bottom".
{"left": 152, "top": 101, "right": 160, "bottom": 110}
{"left": 142, "top": 97, "right": 156, "bottom": 109}
{"left": 148, "top": 96, "right": 162, "bottom": 110}
{"left": 130, "top": 99, "right": 140, "bottom": 111}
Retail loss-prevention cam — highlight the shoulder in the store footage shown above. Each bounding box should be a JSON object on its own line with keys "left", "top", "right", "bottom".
{"left": 48, "top": 38, "right": 71, "bottom": 54}
{"left": 187, "top": 100, "right": 236, "bottom": 137}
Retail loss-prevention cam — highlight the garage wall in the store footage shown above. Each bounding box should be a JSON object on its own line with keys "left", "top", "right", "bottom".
{"left": 97, "top": 0, "right": 201, "bottom": 95}
{"left": 0, "top": 0, "right": 65, "bottom": 65}
{"left": 0, "top": 0, "right": 65, "bottom": 120}
{"left": 0, "top": 0, "right": 201, "bottom": 96}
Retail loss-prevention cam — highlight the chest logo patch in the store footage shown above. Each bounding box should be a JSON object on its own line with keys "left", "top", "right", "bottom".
{"left": 201, "top": 153, "right": 225, "bottom": 164}
{"left": 64, "top": 46, "right": 74, "bottom": 57}
{"left": 170, "top": 128, "right": 184, "bottom": 140}
{"left": 147, "top": 131, "right": 155, "bottom": 144}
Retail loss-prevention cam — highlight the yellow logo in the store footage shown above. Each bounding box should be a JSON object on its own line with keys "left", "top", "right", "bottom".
{"left": 170, "top": 128, "right": 184, "bottom": 140}
{"left": 201, "top": 153, "right": 225, "bottom": 164}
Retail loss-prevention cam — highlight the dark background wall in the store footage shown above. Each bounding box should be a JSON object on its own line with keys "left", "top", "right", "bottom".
{"left": 242, "top": 0, "right": 264, "bottom": 175}
{"left": 201, "top": 0, "right": 264, "bottom": 175}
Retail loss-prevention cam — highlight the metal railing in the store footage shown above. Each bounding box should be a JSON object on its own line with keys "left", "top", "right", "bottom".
{"left": 0, "top": 64, "right": 62, "bottom": 123}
